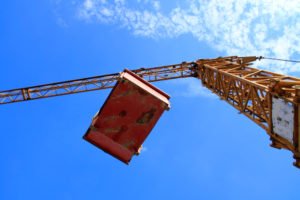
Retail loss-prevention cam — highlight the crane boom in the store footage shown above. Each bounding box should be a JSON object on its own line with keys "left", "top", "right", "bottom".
{"left": 1, "top": 56, "right": 300, "bottom": 167}
{"left": 0, "top": 62, "right": 195, "bottom": 105}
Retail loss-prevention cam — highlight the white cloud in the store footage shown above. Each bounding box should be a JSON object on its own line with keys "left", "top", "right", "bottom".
{"left": 84, "top": 0, "right": 94, "bottom": 9}
{"left": 152, "top": 1, "right": 160, "bottom": 11}
{"left": 78, "top": 0, "right": 300, "bottom": 74}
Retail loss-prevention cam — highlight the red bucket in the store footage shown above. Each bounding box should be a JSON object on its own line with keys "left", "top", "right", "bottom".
{"left": 83, "top": 69, "right": 170, "bottom": 164}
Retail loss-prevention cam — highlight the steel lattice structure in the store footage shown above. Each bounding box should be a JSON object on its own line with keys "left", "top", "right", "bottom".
{"left": 196, "top": 57, "right": 300, "bottom": 168}
{"left": 1, "top": 56, "right": 300, "bottom": 168}
{"left": 0, "top": 63, "right": 195, "bottom": 105}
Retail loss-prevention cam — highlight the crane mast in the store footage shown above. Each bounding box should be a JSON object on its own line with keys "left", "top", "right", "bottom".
{"left": 1, "top": 56, "right": 300, "bottom": 167}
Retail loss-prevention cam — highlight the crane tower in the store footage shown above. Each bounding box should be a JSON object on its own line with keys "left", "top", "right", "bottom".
{"left": 1, "top": 56, "right": 300, "bottom": 168}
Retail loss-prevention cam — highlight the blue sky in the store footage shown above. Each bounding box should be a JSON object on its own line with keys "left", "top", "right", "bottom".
{"left": 1, "top": 1, "right": 300, "bottom": 200}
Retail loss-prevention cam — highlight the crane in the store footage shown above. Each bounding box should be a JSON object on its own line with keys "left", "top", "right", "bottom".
{"left": 1, "top": 56, "right": 300, "bottom": 168}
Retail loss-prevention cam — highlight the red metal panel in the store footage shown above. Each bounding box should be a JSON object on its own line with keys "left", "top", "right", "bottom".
{"left": 83, "top": 69, "right": 170, "bottom": 164}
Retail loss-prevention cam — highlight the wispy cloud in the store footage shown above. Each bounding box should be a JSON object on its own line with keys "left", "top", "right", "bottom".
{"left": 52, "top": 0, "right": 69, "bottom": 28}
{"left": 78, "top": 0, "right": 300, "bottom": 74}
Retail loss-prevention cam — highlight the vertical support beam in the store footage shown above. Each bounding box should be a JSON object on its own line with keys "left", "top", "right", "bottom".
{"left": 293, "top": 86, "right": 300, "bottom": 168}
{"left": 22, "top": 88, "right": 31, "bottom": 100}
{"left": 268, "top": 89, "right": 281, "bottom": 149}
{"left": 268, "top": 81, "right": 283, "bottom": 150}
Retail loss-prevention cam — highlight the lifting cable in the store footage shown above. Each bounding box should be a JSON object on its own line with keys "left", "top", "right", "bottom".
{"left": 258, "top": 56, "right": 300, "bottom": 63}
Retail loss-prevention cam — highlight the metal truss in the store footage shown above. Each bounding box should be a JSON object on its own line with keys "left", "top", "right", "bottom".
{"left": 0, "top": 62, "right": 196, "bottom": 105}
{"left": 196, "top": 56, "right": 300, "bottom": 167}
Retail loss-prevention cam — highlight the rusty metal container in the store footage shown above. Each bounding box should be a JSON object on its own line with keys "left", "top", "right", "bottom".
{"left": 83, "top": 69, "right": 170, "bottom": 164}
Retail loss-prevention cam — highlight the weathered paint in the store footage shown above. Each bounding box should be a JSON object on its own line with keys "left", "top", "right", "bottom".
{"left": 83, "top": 69, "right": 170, "bottom": 164}
{"left": 272, "top": 97, "right": 294, "bottom": 144}
{"left": 298, "top": 105, "right": 300, "bottom": 152}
